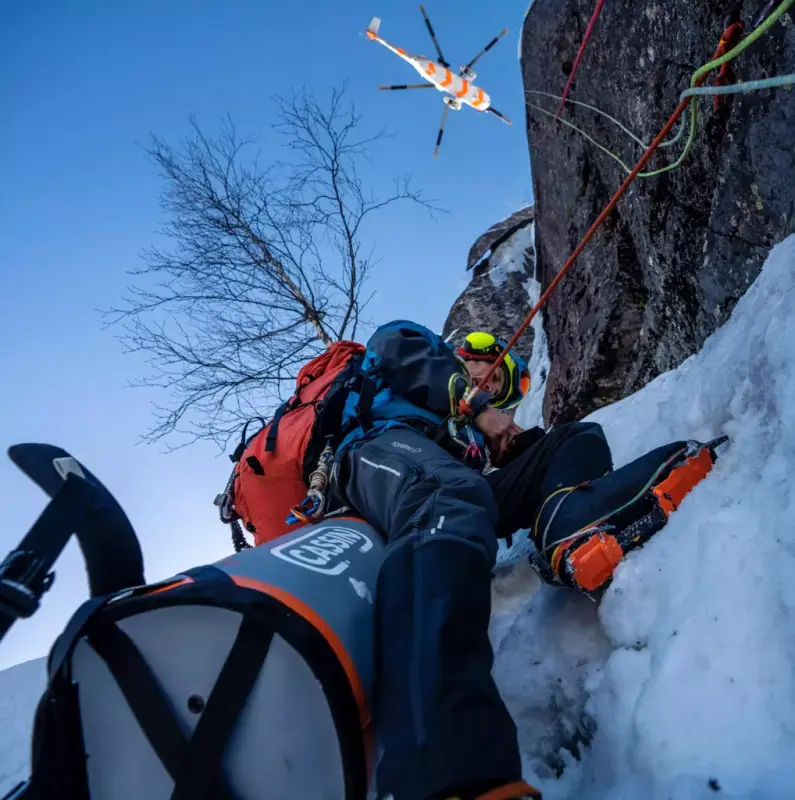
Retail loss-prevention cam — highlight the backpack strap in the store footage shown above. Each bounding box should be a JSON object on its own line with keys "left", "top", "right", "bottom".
{"left": 80, "top": 567, "right": 272, "bottom": 800}
{"left": 354, "top": 374, "right": 379, "bottom": 433}
{"left": 169, "top": 614, "right": 273, "bottom": 800}
{"left": 48, "top": 595, "right": 110, "bottom": 680}
{"left": 265, "top": 395, "right": 304, "bottom": 454}
{"left": 87, "top": 622, "right": 234, "bottom": 798}
{"left": 229, "top": 417, "right": 268, "bottom": 464}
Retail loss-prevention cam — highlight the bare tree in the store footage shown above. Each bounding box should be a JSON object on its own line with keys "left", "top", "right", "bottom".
{"left": 109, "top": 87, "right": 435, "bottom": 448}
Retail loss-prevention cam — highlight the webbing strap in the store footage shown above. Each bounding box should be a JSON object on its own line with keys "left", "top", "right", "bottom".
{"left": 355, "top": 376, "right": 378, "bottom": 432}
{"left": 170, "top": 616, "right": 273, "bottom": 800}
{"left": 87, "top": 624, "right": 234, "bottom": 796}
{"left": 265, "top": 401, "right": 291, "bottom": 453}
{"left": 88, "top": 613, "right": 272, "bottom": 800}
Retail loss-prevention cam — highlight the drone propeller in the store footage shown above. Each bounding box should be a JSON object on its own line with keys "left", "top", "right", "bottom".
{"left": 460, "top": 27, "right": 508, "bottom": 75}
{"left": 487, "top": 106, "right": 512, "bottom": 125}
{"left": 419, "top": 5, "right": 450, "bottom": 67}
{"left": 433, "top": 102, "right": 451, "bottom": 158}
{"left": 379, "top": 83, "right": 436, "bottom": 91}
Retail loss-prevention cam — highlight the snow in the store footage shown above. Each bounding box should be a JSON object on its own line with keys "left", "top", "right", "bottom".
{"left": 3, "top": 237, "right": 795, "bottom": 798}
{"left": 514, "top": 221, "right": 550, "bottom": 431}
{"left": 486, "top": 220, "right": 535, "bottom": 289}
{"left": 493, "top": 234, "right": 795, "bottom": 798}
{"left": 0, "top": 658, "right": 45, "bottom": 794}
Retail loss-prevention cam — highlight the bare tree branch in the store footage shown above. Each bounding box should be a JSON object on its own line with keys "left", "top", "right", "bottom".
{"left": 107, "top": 87, "right": 440, "bottom": 448}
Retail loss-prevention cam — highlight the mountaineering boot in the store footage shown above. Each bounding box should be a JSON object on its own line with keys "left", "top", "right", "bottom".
{"left": 441, "top": 778, "right": 543, "bottom": 799}
{"left": 530, "top": 437, "right": 728, "bottom": 592}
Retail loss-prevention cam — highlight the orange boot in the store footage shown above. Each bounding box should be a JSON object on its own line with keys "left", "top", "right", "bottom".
{"left": 444, "top": 779, "right": 543, "bottom": 799}
{"left": 531, "top": 437, "right": 728, "bottom": 593}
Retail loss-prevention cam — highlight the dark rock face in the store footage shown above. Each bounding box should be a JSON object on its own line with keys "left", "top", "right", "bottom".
{"left": 443, "top": 207, "right": 537, "bottom": 361}
{"left": 521, "top": 0, "right": 795, "bottom": 426}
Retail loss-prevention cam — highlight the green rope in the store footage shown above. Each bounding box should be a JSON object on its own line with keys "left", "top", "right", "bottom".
{"left": 653, "top": 0, "right": 795, "bottom": 177}
{"left": 691, "top": 0, "right": 794, "bottom": 87}
{"left": 526, "top": 100, "right": 638, "bottom": 174}
{"left": 527, "top": 0, "right": 794, "bottom": 179}
{"left": 680, "top": 74, "right": 795, "bottom": 99}
{"left": 524, "top": 89, "right": 687, "bottom": 151}
{"left": 525, "top": 98, "right": 690, "bottom": 178}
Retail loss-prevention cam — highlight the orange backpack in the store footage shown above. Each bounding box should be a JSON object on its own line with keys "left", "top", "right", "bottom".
{"left": 217, "top": 341, "right": 365, "bottom": 548}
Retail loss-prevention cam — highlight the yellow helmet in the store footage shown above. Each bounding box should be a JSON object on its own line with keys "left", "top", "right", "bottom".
{"left": 458, "top": 332, "right": 531, "bottom": 410}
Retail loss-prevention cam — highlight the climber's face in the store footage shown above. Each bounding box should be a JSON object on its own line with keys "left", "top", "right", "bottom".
{"left": 465, "top": 360, "right": 506, "bottom": 397}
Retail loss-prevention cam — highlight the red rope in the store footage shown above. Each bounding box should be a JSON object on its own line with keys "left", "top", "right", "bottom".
{"left": 711, "top": 21, "right": 745, "bottom": 110}
{"left": 461, "top": 25, "right": 736, "bottom": 415}
{"left": 555, "top": 0, "right": 607, "bottom": 120}
{"left": 463, "top": 94, "right": 694, "bottom": 414}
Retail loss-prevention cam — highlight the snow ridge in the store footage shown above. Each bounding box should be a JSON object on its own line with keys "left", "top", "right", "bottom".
{"left": 493, "top": 235, "right": 795, "bottom": 798}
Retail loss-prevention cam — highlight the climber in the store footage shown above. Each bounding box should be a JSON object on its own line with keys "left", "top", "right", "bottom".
{"left": 456, "top": 330, "right": 725, "bottom": 594}
{"left": 333, "top": 320, "right": 540, "bottom": 800}
{"left": 330, "top": 320, "right": 722, "bottom": 798}
{"left": 457, "top": 331, "right": 531, "bottom": 412}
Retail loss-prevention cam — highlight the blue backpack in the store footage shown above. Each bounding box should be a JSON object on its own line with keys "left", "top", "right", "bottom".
{"left": 337, "top": 321, "right": 486, "bottom": 466}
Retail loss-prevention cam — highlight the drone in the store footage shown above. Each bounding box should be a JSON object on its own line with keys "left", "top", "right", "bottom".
{"left": 366, "top": 6, "right": 511, "bottom": 157}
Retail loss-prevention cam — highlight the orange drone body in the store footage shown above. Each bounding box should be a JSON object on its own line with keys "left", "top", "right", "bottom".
{"left": 365, "top": 7, "right": 510, "bottom": 156}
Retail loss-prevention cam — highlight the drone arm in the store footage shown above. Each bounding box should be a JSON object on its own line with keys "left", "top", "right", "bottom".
{"left": 461, "top": 28, "right": 508, "bottom": 74}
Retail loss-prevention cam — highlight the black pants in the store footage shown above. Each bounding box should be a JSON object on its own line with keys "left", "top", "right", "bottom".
{"left": 341, "top": 428, "right": 521, "bottom": 800}
{"left": 486, "top": 422, "right": 614, "bottom": 542}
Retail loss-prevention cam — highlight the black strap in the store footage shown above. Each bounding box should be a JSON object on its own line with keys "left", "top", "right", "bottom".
{"left": 432, "top": 421, "right": 449, "bottom": 445}
{"left": 245, "top": 455, "right": 264, "bottom": 475}
{"left": 230, "top": 416, "right": 267, "bottom": 463}
{"left": 170, "top": 617, "right": 273, "bottom": 800}
{"left": 355, "top": 375, "right": 378, "bottom": 433}
{"left": 86, "top": 580, "right": 271, "bottom": 800}
{"left": 265, "top": 400, "right": 292, "bottom": 453}
{"left": 48, "top": 595, "right": 109, "bottom": 680}
{"left": 87, "top": 624, "right": 219, "bottom": 792}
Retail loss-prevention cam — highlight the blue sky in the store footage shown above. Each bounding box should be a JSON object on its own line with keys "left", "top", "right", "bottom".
{"left": 0, "top": 0, "right": 532, "bottom": 669}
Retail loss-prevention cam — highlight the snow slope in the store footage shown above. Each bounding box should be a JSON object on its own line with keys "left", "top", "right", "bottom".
{"left": 2, "top": 237, "right": 794, "bottom": 798}
{"left": 493, "top": 234, "right": 795, "bottom": 798}
{"left": 0, "top": 658, "right": 45, "bottom": 795}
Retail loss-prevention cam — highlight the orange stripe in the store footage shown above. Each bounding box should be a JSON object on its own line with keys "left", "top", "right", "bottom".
{"left": 397, "top": 47, "right": 406, "bottom": 55}
{"left": 472, "top": 87, "right": 486, "bottom": 107}
{"left": 456, "top": 79, "right": 470, "bottom": 98}
{"left": 425, "top": 62, "right": 436, "bottom": 76}
{"left": 477, "top": 781, "right": 543, "bottom": 800}
{"left": 229, "top": 575, "right": 370, "bottom": 727}
{"left": 440, "top": 69, "right": 453, "bottom": 87}
{"left": 143, "top": 577, "right": 194, "bottom": 596}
